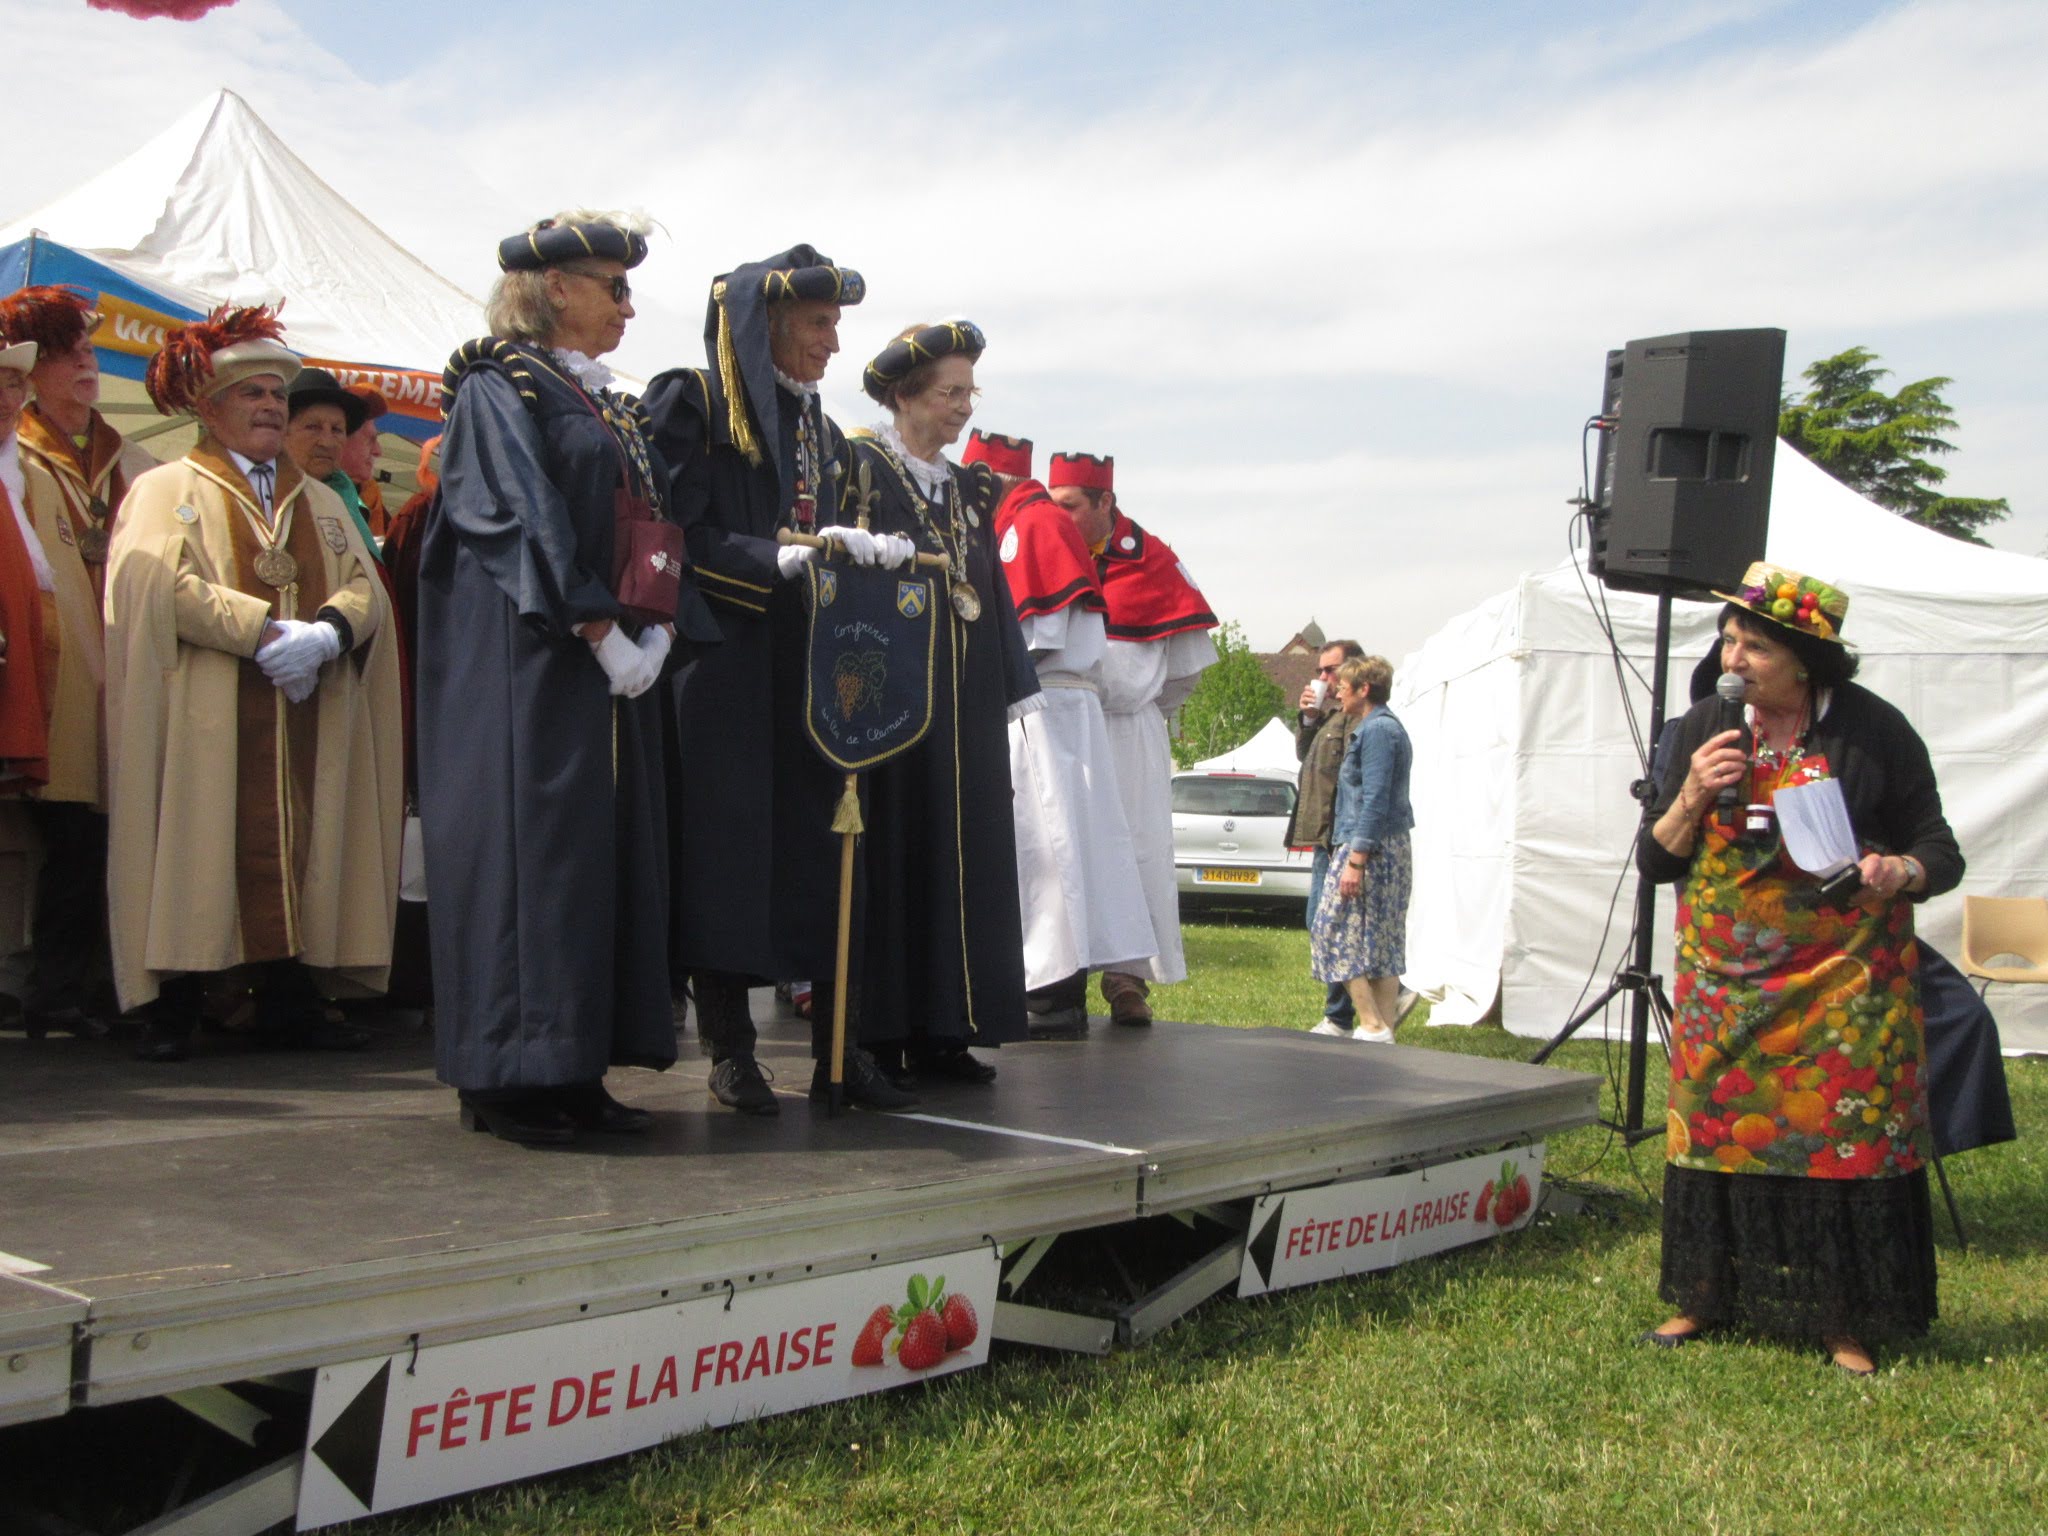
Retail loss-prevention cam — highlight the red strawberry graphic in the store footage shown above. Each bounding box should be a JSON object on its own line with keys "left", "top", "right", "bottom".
{"left": 897, "top": 1309, "right": 950, "bottom": 1371}
{"left": 1475, "top": 1179, "right": 1494, "bottom": 1224}
{"left": 1490, "top": 1158, "right": 1534, "bottom": 1228}
{"left": 852, "top": 1303, "right": 894, "bottom": 1367}
{"left": 941, "top": 1292, "right": 979, "bottom": 1351}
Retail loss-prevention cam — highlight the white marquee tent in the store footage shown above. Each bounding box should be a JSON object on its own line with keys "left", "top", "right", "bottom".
{"left": 1395, "top": 445, "right": 2048, "bottom": 1053}
{"left": 0, "top": 87, "right": 482, "bottom": 374}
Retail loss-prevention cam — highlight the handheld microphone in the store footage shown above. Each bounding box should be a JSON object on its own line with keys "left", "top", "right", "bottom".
{"left": 1715, "top": 672, "right": 1750, "bottom": 812}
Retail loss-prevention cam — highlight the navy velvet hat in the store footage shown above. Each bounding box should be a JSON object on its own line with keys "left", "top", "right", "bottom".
{"left": 497, "top": 218, "right": 650, "bottom": 273}
{"left": 862, "top": 320, "right": 986, "bottom": 404}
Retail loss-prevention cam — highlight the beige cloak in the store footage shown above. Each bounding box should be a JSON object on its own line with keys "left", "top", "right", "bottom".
{"left": 104, "top": 440, "right": 403, "bottom": 1010}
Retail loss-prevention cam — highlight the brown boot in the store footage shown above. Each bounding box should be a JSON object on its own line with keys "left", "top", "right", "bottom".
{"left": 1100, "top": 971, "right": 1153, "bottom": 1026}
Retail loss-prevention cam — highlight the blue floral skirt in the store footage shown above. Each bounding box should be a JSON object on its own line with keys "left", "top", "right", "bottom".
{"left": 1310, "top": 833, "right": 1411, "bottom": 984}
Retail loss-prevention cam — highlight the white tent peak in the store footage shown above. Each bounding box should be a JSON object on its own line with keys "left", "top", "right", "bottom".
{"left": 1189, "top": 716, "right": 1301, "bottom": 776}
{"left": 1, "top": 87, "right": 482, "bottom": 368}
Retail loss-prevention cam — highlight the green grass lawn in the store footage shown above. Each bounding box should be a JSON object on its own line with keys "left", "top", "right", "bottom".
{"left": 362, "top": 913, "right": 2048, "bottom": 1536}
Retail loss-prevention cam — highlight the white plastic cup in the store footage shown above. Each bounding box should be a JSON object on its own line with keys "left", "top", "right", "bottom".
{"left": 1309, "top": 678, "right": 1329, "bottom": 709}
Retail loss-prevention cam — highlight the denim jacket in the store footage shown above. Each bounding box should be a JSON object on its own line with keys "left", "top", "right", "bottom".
{"left": 1330, "top": 706, "right": 1414, "bottom": 853}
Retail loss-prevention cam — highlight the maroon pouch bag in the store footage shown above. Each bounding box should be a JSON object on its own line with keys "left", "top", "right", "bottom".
{"left": 611, "top": 491, "right": 688, "bottom": 626}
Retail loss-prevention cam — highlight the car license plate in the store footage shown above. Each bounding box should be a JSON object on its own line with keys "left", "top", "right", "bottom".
{"left": 1197, "top": 867, "right": 1261, "bottom": 886}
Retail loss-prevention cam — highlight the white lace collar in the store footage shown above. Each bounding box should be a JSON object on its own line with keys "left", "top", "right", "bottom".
{"left": 551, "top": 348, "right": 615, "bottom": 395}
{"left": 874, "top": 421, "right": 951, "bottom": 499}
{"left": 774, "top": 367, "right": 819, "bottom": 399}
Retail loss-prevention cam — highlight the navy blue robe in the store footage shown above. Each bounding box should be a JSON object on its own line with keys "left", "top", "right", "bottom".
{"left": 844, "top": 443, "right": 1041, "bottom": 1050}
{"left": 417, "top": 345, "right": 714, "bottom": 1091}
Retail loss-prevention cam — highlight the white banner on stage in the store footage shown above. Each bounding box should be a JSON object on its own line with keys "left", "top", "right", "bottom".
{"left": 298, "top": 1249, "right": 998, "bottom": 1529}
{"left": 1238, "top": 1144, "right": 1545, "bottom": 1297}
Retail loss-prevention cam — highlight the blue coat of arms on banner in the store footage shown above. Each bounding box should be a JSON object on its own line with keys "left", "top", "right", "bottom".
{"left": 803, "top": 561, "right": 938, "bottom": 771}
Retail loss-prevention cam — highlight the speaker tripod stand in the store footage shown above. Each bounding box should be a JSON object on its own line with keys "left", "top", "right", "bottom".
{"left": 1530, "top": 587, "right": 1679, "bottom": 1145}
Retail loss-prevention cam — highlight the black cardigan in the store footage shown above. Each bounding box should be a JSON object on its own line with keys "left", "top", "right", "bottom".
{"left": 1637, "top": 681, "right": 1964, "bottom": 897}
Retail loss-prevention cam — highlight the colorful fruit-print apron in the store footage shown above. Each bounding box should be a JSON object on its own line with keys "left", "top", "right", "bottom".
{"left": 1664, "top": 749, "right": 1929, "bottom": 1180}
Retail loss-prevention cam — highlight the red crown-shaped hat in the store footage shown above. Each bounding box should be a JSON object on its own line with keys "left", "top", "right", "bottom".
{"left": 1047, "top": 452, "right": 1113, "bottom": 492}
{"left": 962, "top": 429, "right": 1032, "bottom": 478}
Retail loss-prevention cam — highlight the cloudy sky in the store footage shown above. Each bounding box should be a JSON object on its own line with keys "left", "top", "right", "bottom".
{"left": 7, "top": 0, "right": 2043, "bottom": 660}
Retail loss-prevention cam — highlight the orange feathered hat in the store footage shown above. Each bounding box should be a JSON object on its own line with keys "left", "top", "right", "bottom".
{"left": 0, "top": 285, "right": 101, "bottom": 355}
{"left": 143, "top": 304, "right": 300, "bottom": 415}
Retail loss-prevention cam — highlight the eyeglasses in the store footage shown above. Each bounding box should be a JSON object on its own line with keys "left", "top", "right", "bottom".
{"left": 1316, "top": 664, "right": 1340, "bottom": 675}
{"left": 564, "top": 269, "right": 632, "bottom": 304}
{"left": 929, "top": 384, "right": 981, "bottom": 407}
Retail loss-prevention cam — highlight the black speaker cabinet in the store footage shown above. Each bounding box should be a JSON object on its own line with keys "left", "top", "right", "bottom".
{"left": 1590, "top": 327, "right": 1786, "bottom": 596}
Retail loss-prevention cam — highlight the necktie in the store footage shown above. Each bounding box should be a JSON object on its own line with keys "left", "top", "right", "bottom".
{"left": 249, "top": 462, "right": 275, "bottom": 516}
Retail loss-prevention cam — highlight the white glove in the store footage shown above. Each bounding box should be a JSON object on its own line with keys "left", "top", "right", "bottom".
{"left": 256, "top": 620, "right": 342, "bottom": 694}
{"left": 776, "top": 542, "right": 818, "bottom": 579}
{"left": 816, "top": 525, "right": 882, "bottom": 566}
{"left": 873, "top": 533, "right": 917, "bottom": 571}
{"left": 591, "top": 624, "right": 653, "bottom": 696}
{"left": 633, "top": 625, "right": 672, "bottom": 694}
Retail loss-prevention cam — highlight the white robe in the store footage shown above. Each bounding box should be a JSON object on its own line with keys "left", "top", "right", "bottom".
{"left": 1098, "top": 627, "right": 1218, "bottom": 984}
{"left": 1009, "top": 606, "right": 1158, "bottom": 989}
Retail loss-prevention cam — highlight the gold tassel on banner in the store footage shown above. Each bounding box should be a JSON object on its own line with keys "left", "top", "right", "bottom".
{"left": 712, "top": 280, "right": 762, "bottom": 466}
{"left": 830, "top": 775, "right": 864, "bottom": 835}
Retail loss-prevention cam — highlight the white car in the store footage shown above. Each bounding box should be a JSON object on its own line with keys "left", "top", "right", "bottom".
{"left": 1171, "top": 768, "right": 1315, "bottom": 905}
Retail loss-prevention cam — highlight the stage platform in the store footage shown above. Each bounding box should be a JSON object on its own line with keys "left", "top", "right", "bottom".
{"left": 1, "top": 1007, "right": 1596, "bottom": 1526}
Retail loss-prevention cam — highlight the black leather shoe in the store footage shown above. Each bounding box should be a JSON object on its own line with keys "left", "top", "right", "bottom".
{"left": 554, "top": 1081, "right": 653, "bottom": 1135}
{"left": 811, "top": 1047, "right": 920, "bottom": 1110}
{"left": 458, "top": 1092, "right": 576, "bottom": 1146}
{"left": 1639, "top": 1325, "right": 1700, "bottom": 1349}
{"left": 708, "top": 1055, "right": 780, "bottom": 1116}
{"left": 910, "top": 1047, "right": 997, "bottom": 1084}
{"left": 1026, "top": 1006, "right": 1089, "bottom": 1041}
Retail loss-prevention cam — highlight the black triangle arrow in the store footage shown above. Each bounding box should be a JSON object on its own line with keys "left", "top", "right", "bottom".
{"left": 312, "top": 1357, "right": 389, "bottom": 1511}
{"left": 1247, "top": 1199, "right": 1285, "bottom": 1290}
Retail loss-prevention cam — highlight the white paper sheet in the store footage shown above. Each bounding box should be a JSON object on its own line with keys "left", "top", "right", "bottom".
{"left": 1772, "top": 778, "right": 1860, "bottom": 877}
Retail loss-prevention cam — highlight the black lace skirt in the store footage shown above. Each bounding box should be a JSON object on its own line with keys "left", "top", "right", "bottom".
{"left": 1658, "top": 1163, "right": 1938, "bottom": 1341}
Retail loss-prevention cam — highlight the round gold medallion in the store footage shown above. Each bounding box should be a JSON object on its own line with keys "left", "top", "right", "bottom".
{"left": 951, "top": 580, "right": 982, "bottom": 623}
{"left": 252, "top": 546, "right": 300, "bottom": 589}
{"left": 76, "top": 526, "right": 110, "bottom": 564}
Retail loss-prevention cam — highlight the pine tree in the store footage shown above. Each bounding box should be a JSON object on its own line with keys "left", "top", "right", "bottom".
{"left": 1778, "top": 347, "right": 2009, "bottom": 545}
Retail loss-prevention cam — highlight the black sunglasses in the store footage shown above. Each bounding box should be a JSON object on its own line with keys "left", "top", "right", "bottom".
{"left": 565, "top": 269, "right": 632, "bottom": 303}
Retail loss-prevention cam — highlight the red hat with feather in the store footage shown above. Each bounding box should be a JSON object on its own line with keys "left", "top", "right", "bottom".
{"left": 0, "top": 285, "right": 102, "bottom": 356}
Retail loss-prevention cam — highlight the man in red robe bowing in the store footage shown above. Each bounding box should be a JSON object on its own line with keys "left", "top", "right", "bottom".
{"left": 969, "top": 430, "right": 1155, "bottom": 1039}
{"left": 1047, "top": 451, "right": 1217, "bottom": 1025}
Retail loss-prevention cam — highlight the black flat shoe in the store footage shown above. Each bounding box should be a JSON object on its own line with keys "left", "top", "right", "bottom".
{"left": 1639, "top": 1324, "right": 1701, "bottom": 1349}
{"left": 708, "top": 1056, "right": 780, "bottom": 1116}
{"left": 554, "top": 1081, "right": 653, "bottom": 1135}
{"left": 910, "top": 1047, "right": 997, "bottom": 1084}
{"left": 1026, "top": 1006, "right": 1088, "bottom": 1041}
{"left": 811, "top": 1047, "right": 919, "bottom": 1111}
{"left": 458, "top": 1093, "right": 576, "bottom": 1146}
